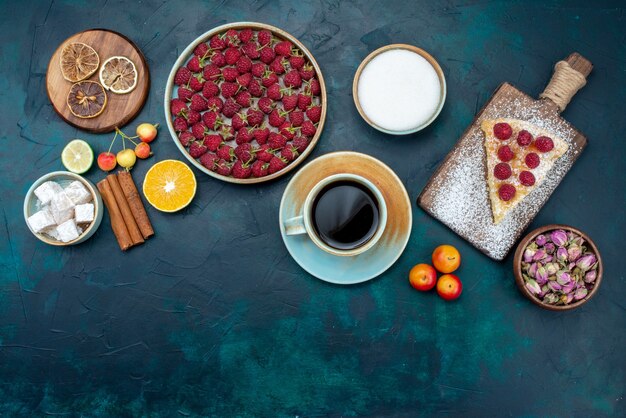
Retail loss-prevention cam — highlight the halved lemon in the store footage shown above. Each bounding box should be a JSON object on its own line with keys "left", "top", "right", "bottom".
{"left": 99, "top": 56, "right": 138, "bottom": 94}
{"left": 67, "top": 80, "right": 107, "bottom": 118}
{"left": 60, "top": 42, "right": 100, "bottom": 82}
{"left": 61, "top": 139, "right": 94, "bottom": 174}
{"left": 143, "top": 160, "right": 196, "bottom": 212}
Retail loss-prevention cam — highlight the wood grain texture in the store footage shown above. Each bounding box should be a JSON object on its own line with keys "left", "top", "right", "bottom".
{"left": 418, "top": 67, "right": 590, "bottom": 260}
{"left": 46, "top": 29, "right": 149, "bottom": 133}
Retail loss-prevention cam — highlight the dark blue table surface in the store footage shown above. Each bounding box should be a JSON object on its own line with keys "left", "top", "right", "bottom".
{"left": 1, "top": 1, "right": 624, "bottom": 416}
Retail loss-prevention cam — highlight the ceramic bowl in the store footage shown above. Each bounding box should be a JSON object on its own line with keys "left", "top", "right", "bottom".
{"left": 353, "top": 44, "right": 446, "bottom": 135}
{"left": 513, "top": 224, "right": 603, "bottom": 311}
{"left": 23, "top": 171, "right": 103, "bottom": 246}
{"left": 164, "top": 22, "right": 327, "bottom": 184}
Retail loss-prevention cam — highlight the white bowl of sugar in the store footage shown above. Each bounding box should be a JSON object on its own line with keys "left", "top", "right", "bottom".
{"left": 353, "top": 44, "right": 446, "bottom": 135}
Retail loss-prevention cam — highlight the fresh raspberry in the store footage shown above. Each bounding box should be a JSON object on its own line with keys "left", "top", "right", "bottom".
{"left": 193, "top": 43, "right": 209, "bottom": 58}
{"left": 203, "top": 64, "right": 221, "bottom": 80}
{"left": 190, "top": 94, "right": 207, "bottom": 112}
{"left": 235, "top": 143, "right": 255, "bottom": 162}
{"left": 260, "top": 46, "right": 276, "bottom": 64}
{"left": 256, "top": 144, "right": 274, "bottom": 161}
{"left": 215, "top": 159, "right": 232, "bottom": 176}
{"left": 251, "top": 62, "right": 266, "bottom": 78}
{"left": 191, "top": 122, "right": 208, "bottom": 139}
{"left": 207, "top": 97, "right": 223, "bottom": 112}
{"left": 236, "top": 127, "right": 253, "bottom": 145}
{"left": 238, "top": 28, "right": 254, "bottom": 43}
{"left": 251, "top": 160, "right": 269, "bottom": 177}
{"left": 246, "top": 108, "right": 264, "bottom": 127}
{"left": 202, "top": 81, "right": 220, "bottom": 98}
{"left": 221, "top": 67, "right": 238, "bottom": 82}
{"left": 178, "top": 131, "right": 194, "bottom": 147}
{"left": 204, "top": 134, "right": 223, "bottom": 152}
{"left": 235, "top": 91, "right": 252, "bottom": 107}
{"left": 493, "top": 122, "right": 512, "bottom": 140}
{"left": 254, "top": 127, "right": 270, "bottom": 145}
{"left": 231, "top": 113, "right": 248, "bottom": 131}
{"left": 534, "top": 136, "right": 554, "bottom": 153}
{"left": 186, "top": 110, "right": 201, "bottom": 125}
{"left": 173, "top": 117, "right": 188, "bottom": 132}
{"left": 279, "top": 122, "right": 297, "bottom": 140}
{"left": 306, "top": 105, "right": 321, "bottom": 123}
{"left": 242, "top": 41, "right": 261, "bottom": 59}
{"left": 209, "top": 35, "right": 226, "bottom": 50}
{"left": 221, "top": 82, "right": 240, "bottom": 99}
{"left": 232, "top": 160, "right": 252, "bottom": 179}
{"left": 224, "top": 30, "right": 240, "bottom": 48}
{"left": 199, "top": 152, "right": 218, "bottom": 170}
{"left": 258, "top": 97, "right": 274, "bottom": 114}
{"left": 220, "top": 125, "right": 235, "bottom": 141}
{"left": 211, "top": 51, "right": 226, "bottom": 67}
{"left": 517, "top": 129, "right": 533, "bottom": 147}
{"left": 297, "top": 93, "right": 312, "bottom": 110}
{"left": 174, "top": 67, "right": 191, "bottom": 85}
{"left": 202, "top": 111, "right": 220, "bottom": 129}
{"left": 269, "top": 57, "right": 287, "bottom": 75}
{"left": 308, "top": 78, "right": 321, "bottom": 96}
{"left": 519, "top": 170, "right": 536, "bottom": 186}
{"left": 222, "top": 99, "right": 241, "bottom": 118}
{"left": 282, "top": 91, "right": 298, "bottom": 110}
{"left": 525, "top": 152, "right": 540, "bottom": 169}
{"left": 258, "top": 30, "right": 272, "bottom": 46}
{"left": 177, "top": 86, "right": 194, "bottom": 102}
{"left": 289, "top": 110, "right": 304, "bottom": 127}
{"left": 289, "top": 53, "right": 305, "bottom": 69}
{"left": 274, "top": 40, "right": 293, "bottom": 56}
{"left": 267, "top": 84, "right": 283, "bottom": 100}
{"left": 292, "top": 136, "right": 310, "bottom": 153}
{"left": 170, "top": 99, "right": 188, "bottom": 117}
{"left": 284, "top": 70, "right": 302, "bottom": 88}
{"left": 217, "top": 145, "right": 235, "bottom": 161}
{"left": 236, "top": 73, "right": 252, "bottom": 88}
{"left": 497, "top": 145, "right": 514, "bottom": 162}
{"left": 261, "top": 71, "right": 279, "bottom": 87}
{"left": 299, "top": 63, "right": 315, "bottom": 80}
{"left": 248, "top": 79, "right": 264, "bottom": 97}
{"left": 189, "top": 141, "right": 207, "bottom": 158}
{"left": 268, "top": 132, "right": 287, "bottom": 149}
{"left": 300, "top": 120, "right": 316, "bottom": 137}
{"left": 269, "top": 108, "right": 288, "bottom": 127}
{"left": 236, "top": 56, "right": 252, "bottom": 74}
{"left": 281, "top": 145, "right": 299, "bottom": 162}
{"left": 187, "top": 55, "right": 204, "bottom": 73}
{"left": 189, "top": 74, "right": 205, "bottom": 92}
{"left": 224, "top": 47, "right": 241, "bottom": 65}
{"left": 493, "top": 162, "right": 512, "bottom": 180}
{"left": 268, "top": 156, "right": 288, "bottom": 174}
{"left": 498, "top": 184, "right": 516, "bottom": 201}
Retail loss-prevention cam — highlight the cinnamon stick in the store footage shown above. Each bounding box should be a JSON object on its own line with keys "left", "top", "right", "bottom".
{"left": 117, "top": 171, "right": 154, "bottom": 239}
{"left": 97, "top": 179, "right": 133, "bottom": 251}
{"left": 106, "top": 174, "right": 144, "bottom": 246}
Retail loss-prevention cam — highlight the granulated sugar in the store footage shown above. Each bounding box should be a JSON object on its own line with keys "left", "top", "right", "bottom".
{"left": 357, "top": 49, "right": 442, "bottom": 132}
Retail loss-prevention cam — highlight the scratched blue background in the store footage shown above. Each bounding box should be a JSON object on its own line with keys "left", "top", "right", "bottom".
{"left": 1, "top": 0, "right": 624, "bottom": 416}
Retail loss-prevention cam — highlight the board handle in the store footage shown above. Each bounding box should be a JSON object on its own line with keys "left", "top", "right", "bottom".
{"left": 540, "top": 52, "right": 593, "bottom": 113}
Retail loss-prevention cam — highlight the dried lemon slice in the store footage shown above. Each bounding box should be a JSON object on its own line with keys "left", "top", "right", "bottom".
{"left": 60, "top": 42, "right": 100, "bottom": 82}
{"left": 67, "top": 80, "right": 107, "bottom": 119}
{"left": 99, "top": 56, "right": 138, "bottom": 94}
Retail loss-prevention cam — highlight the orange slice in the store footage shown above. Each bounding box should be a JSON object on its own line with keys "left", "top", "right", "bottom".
{"left": 66, "top": 80, "right": 107, "bottom": 118}
{"left": 143, "top": 160, "right": 197, "bottom": 212}
{"left": 60, "top": 42, "right": 100, "bottom": 82}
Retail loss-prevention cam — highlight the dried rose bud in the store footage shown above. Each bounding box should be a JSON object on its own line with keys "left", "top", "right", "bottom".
{"left": 523, "top": 248, "right": 536, "bottom": 263}
{"left": 525, "top": 279, "right": 541, "bottom": 295}
{"left": 532, "top": 249, "right": 547, "bottom": 261}
{"left": 556, "top": 271, "right": 572, "bottom": 286}
{"left": 528, "top": 262, "right": 539, "bottom": 277}
{"left": 576, "top": 254, "right": 597, "bottom": 272}
{"left": 544, "top": 255, "right": 553, "bottom": 263}
{"left": 535, "top": 234, "right": 547, "bottom": 246}
{"left": 568, "top": 262, "right": 576, "bottom": 270}
{"left": 584, "top": 270, "right": 597, "bottom": 283}
{"left": 547, "top": 281, "right": 562, "bottom": 292}
{"left": 574, "top": 287, "right": 588, "bottom": 300}
{"left": 562, "top": 293, "right": 574, "bottom": 304}
{"left": 545, "top": 263, "right": 558, "bottom": 276}
{"left": 544, "top": 293, "right": 559, "bottom": 304}
{"left": 536, "top": 266, "right": 549, "bottom": 284}
{"left": 556, "top": 247, "right": 568, "bottom": 263}
{"left": 561, "top": 282, "right": 576, "bottom": 294}
{"left": 567, "top": 245, "right": 582, "bottom": 262}
{"left": 539, "top": 285, "right": 549, "bottom": 298}
{"left": 551, "top": 230, "right": 568, "bottom": 247}
{"left": 544, "top": 242, "right": 556, "bottom": 254}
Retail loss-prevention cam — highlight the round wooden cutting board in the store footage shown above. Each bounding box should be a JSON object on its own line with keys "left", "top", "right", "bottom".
{"left": 46, "top": 29, "right": 149, "bottom": 133}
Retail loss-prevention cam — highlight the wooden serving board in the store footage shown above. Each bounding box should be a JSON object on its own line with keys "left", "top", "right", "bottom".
{"left": 46, "top": 29, "right": 149, "bottom": 133}
{"left": 418, "top": 53, "right": 592, "bottom": 260}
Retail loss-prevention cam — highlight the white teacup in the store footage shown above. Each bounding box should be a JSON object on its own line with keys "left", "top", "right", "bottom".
{"left": 283, "top": 173, "right": 387, "bottom": 257}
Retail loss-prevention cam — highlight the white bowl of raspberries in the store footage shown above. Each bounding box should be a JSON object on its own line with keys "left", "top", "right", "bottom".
{"left": 165, "top": 22, "right": 326, "bottom": 183}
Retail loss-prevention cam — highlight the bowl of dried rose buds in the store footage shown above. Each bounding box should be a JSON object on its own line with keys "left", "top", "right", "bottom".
{"left": 513, "top": 224, "right": 602, "bottom": 311}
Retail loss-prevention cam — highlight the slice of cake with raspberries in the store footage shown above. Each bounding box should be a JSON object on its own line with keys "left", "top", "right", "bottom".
{"left": 481, "top": 118, "right": 568, "bottom": 224}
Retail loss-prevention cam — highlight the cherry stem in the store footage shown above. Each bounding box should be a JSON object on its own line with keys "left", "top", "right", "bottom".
{"left": 107, "top": 131, "right": 118, "bottom": 153}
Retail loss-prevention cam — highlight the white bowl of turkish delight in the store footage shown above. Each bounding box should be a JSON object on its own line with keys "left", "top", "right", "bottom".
{"left": 24, "top": 171, "right": 103, "bottom": 245}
